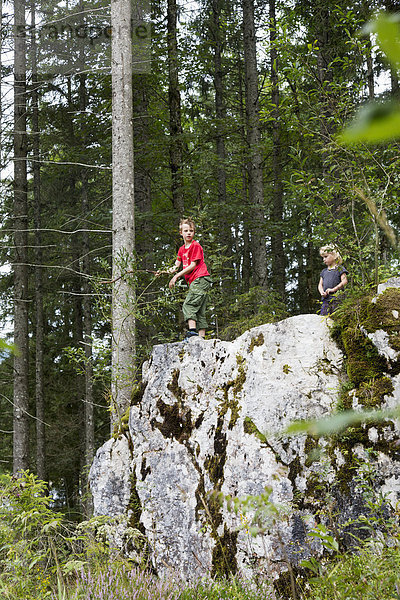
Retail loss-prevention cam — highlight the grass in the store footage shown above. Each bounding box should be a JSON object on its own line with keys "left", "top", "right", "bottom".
{"left": 300, "top": 541, "right": 400, "bottom": 600}
{"left": 48, "top": 567, "right": 276, "bottom": 600}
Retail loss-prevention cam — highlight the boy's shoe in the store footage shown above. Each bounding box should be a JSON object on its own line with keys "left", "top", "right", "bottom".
{"left": 184, "top": 330, "right": 199, "bottom": 341}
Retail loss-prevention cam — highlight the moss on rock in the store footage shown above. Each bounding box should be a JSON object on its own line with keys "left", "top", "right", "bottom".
{"left": 218, "top": 355, "right": 247, "bottom": 430}
{"left": 248, "top": 332, "right": 265, "bottom": 352}
{"left": 126, "top": 472, "right": 152, "bottom": 567}
{"left": 153, "top": 398, "right": 193, "bottom": 443}
{"left": 205, "top": 415, "right": 228, "bottom": 486}
{"left": 167, "top": 368, "right": 186, "bottom": 401}
{"left": 243, "top": 416, "right": 267, "bottom": 444}
{"left": 211, "top": 525, "right": 238, "bottom": 578}
{"left": 304, "top": 287, "right": 400, "bottom": 496}
{"left": 365, "top": 288, "right": 400, "bottom": 333}
{"left": 131, "top": 381, "right": 147, "bottom": 406}
{"left": 357, "top": 376, "right": 394, "bottom": 408}
{"left": 333, "top": 289, "right": 400, "bottom": 386}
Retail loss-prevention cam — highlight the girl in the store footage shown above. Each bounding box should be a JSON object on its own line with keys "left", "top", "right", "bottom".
{"left": 318, "top": 246, "right": 348, "bottom": 315}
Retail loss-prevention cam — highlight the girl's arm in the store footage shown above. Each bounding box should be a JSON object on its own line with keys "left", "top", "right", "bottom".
{"left": 318, "top": 277, "right": 327, "bottom": 297}
{"left": 338, "top": 272, "right": 348, "bottom": 290}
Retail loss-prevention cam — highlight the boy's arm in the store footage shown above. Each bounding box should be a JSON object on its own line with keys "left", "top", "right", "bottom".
{"left": 169, "top": 260, "right": 198, "bottom": 289}
{"left": 168, "top": 260, "right": 181, "bottom": 274}
{"left": 155, "top": 259, "right": 180, "bottom": 276}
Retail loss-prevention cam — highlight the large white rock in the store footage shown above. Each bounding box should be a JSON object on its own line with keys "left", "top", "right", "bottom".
{"left": 90, "top": 435, "right": 132, "bottom": 516}
{"left": 377, "top": 277, "right": 400, "bottom": 295}
{"left": 89, "top": 312, "right": 400, "bottom": 582}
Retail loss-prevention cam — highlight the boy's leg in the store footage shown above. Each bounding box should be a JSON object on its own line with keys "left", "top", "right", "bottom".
{"left": 193, "top": 277, "right": 211, "bottom": 337}
{"left": 182, "top": 277, "right": 211, "bottom": 336}
{"left": 184, "top": 318, "right": 198, "bottom": 340}
{"left": 195, "top": 293, "right": 208, "bottom": 337}
{"left": 187, "top": 319, "right": 204, "bottom": 337}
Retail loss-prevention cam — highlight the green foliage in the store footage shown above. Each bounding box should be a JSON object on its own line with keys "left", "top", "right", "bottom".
{"left": 4, "top": 464, "right": 400, "bottom": 600}
{"left": 217, "top": 486, "right": 289, "bottom": 538}
{"left": 218, "top": 287, "right": 289, "bottom": 341}
{"left": 296, "top": 452, "right": 400, "bottom": 600}
{"left": 340, "top": 13, "right": 400, "bottom": 144}
{"left": 62, "top": 339, "right": 110, "bottom": 384}
{"left": 178, "top": 578, "right": 275, "bottom": 600}
{"left": 0, "top": 472, "right": 68, "bottom": 599}
{"left": 304, "top": 545, "right": 400, "bottom": 600}
{"left": 340, "top": 101, "right": 400, "bottom": 144}
{"left": 0, "top": 339, "right": 16, "bottom": 356}
{"left": 300, "top": 493, "right": 400, "bottom": 600}
{"left": 0, "top": 472, "right": 154, "bottom": 599}
{"left": 0, "top": 474, "right": 275, "bottom": 599}
{"left": 285, "top": 406, "right": 397, "bottom": 437}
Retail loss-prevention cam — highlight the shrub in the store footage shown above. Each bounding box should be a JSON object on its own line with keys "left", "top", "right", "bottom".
{"left": 0, "top": 471, "right": 66, "bottom": 599}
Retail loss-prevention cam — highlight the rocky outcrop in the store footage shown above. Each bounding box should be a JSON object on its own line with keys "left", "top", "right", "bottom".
{"left": 90, "top": 288, "right": 400, "bottom": 583}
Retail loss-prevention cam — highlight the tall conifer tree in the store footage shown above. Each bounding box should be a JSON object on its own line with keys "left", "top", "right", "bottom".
{"left": 13, "top": 0, "right": 29, "bottom": 474}
{"left": 111, "top": 0, "right": 135, "bottom": 430}
{"left": 242, "top": 0, "right": 267, "bottom": 288}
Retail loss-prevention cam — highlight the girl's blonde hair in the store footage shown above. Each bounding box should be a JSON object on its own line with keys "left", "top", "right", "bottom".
{"left": 179, "top": 218, "right": 196, "bottom": 232}
{"left": 319, "top": 245, "right": 343, "bottom": 265}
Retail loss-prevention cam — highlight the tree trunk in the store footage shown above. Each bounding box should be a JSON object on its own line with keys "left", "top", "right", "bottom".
{"left": 167, "top": 0, "right": 184, "bottom": 216}
{"left": 0, "top": 0, "right": 3, "bottom": 172}
{"left": 238, "top": 51, "right": 250, "bottom": 292}
{"left": 211, "top": 0, "right": 227, "bottom": 208}
{"left": 133, "top": 78, "right": 156, "bottom": 345}
{"left": 111, "top": 0, "right": 135, "bottom": 432}
{"left": 306, "top": 218, "right": 314, "bottom": 313}
{"left": 361, "top": 0, "right": 374, "bottom": 100}
{"left": 242, "top": 0, "right": 267, "bottom": 288}
{"left": 13, "top": 0, "right": 30, "bottom": 475}
{"left": 82, "top": 175, "right": 94, "bottom": 515}
{"left": 365, "top": 37, "right": 374, "bottom": 100}
{"left": 31, "top": 0, "right": 46, "bottom": 481}
{"left": 78, "top": 69, "right": 94, "bottom": 515}
{"left": 311, "top": 1, "right": 342, "bottom": 214}
{"left": 72, "top": 268, "right": 85, "bottom": 512}
{"left": 133, "top": 78, "right": 153, "bottom": 268}
{"left": 210, "top": 0, "right": 236, "bottom": 291}
{"left": 269, "top": 0, "right": 285, "bottom": 299}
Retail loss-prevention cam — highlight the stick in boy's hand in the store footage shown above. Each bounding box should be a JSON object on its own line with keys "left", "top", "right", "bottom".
{"left": 155, "top": 267, "right": 172, "bottom": 277}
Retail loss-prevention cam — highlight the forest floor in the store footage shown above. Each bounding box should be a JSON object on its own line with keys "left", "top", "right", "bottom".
{"left": 1, "top": 470, "right": 400, "bottom": 600}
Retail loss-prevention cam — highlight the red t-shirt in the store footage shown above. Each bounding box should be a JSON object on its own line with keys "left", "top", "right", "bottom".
{"left": 177, "top": 240, "right": 209, "bottom": 284}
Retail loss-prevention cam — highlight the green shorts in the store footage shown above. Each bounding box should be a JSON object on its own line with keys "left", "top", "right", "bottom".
{"left": 182, "top": 276, "right": 212, "bottom": 330}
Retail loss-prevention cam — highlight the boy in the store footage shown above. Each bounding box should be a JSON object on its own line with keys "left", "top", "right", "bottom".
{"left": 161, "top": 218, "right": 212, "bottom": 340}
{"left": 318, "top": 245, "right": 348, "bottom": 316}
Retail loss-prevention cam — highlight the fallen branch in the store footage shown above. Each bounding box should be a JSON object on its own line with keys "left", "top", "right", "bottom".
{"left": 354, "top": 187, "right": 398, "bottom": 250}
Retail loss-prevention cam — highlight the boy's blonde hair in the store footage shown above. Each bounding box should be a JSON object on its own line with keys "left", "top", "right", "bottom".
{"left": 319, "top": 245, "right": 343, "bottom": 265}
{"left": 179, "top": 218, "right": 196, "bottom": 232}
